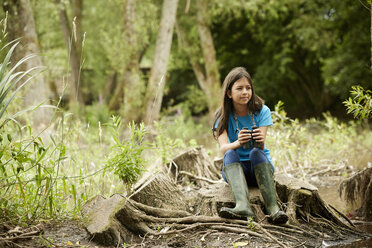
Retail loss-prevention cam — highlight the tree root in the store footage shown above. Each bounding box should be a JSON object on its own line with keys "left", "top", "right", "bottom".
{"left": 83, "top": 147, "right": 369, "bottom": 247}
{"left": 0, "top": 224, "right": 43, "bottom": 248}
{"left": 178, "top": 170, "right": 220, "bottom": 184}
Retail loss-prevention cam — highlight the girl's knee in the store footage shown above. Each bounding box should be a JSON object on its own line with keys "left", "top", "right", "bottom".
{"left": 223, "top": 149, "right": 240, "bottom": 165}
{"left": 250, "top": 148, "right": 268, "bottom": 166}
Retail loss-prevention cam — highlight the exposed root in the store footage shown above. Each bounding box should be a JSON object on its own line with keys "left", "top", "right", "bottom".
{"left": 339, "top": 167, "right": 372, "bottom": 220}
{"left": 82, "top": 147, "right": 369, "bottom": 247}
{"left": 0, "top": 224, "right": 43, "bottom": 247}
{"left": 178, "top": 170, "right": 220, "bottom": 184}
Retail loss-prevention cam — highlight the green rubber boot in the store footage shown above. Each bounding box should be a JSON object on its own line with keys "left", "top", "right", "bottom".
{"left": 254, "top": 162, "right": 288, "bottom": 224}
{"left": 219, "top": 163, "right": 255, "bottom": 219}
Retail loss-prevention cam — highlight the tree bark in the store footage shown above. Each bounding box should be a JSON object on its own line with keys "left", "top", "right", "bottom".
{"left": 55, "top": 0, "right": 84, "bottom": 106}
{"left": 176, "top": 0, "right": 221, "bottom": 116}
{"left": 108, "top": 0, "right": 144, "bottom": 122}
{"left": 11, "top": 0, "right": 52, "bottom": 128}
{"left": 195, "top": 0, "right": 221, "bottom": 114}
{"left": 143, "top": 0, "right": 179, "bottom": 124}
{"left": 71, "top": 0, "right": 83, "bottom": 57}
{"left": 370, "top": 0, "right": 372, "bottom": 69}
{"left": 104, "top": 71, "right": 118, "bottom": 105}
{"left": 122, "top": 0, "right": 143, "bottom": 122}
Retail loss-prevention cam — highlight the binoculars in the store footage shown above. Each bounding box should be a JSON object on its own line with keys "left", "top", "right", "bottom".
{"left": 242, "top": 126, "right": 261, "bottom": 149}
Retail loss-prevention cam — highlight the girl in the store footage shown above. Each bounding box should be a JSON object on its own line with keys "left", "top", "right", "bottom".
{"left": 213, "top": 67, "right": 288, "bottom": 224}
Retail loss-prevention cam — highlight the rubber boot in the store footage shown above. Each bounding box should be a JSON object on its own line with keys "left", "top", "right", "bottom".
{"left": 219, "top": 163, "right": 255, "bottom": 219}
{"left": 254, "top": 162, "right": 288, "bottom": 224}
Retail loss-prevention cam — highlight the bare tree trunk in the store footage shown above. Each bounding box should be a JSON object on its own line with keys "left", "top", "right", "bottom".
{"left": 175, "top": 0, "right": 221, "bottom": 116}
{"left": 71, "top": 0, "right": 83, "bottom": 57}
{"left": 15, "top": 0, "right": 51, "bottom": 128}
{"left": 108, "top": 0, "right": 144, "bottom": 122}
{"left": 122, "top": 0, "right": 143, "bottom": 122}
{"left": 195, "top": 0, "right": 221, "bottom": 114}
{"left": 104, "top": 71, "right": 117, "bottom": 105}
{"left": 108, "top": 78, "right": 123, "bottom": 111}
{"left": 55, "top": 0, "right": 84, "bottom": 107}
{"left": 143, "top": 0, "right": 179, "bottom": 124}
{"left": 71, "top": 0, "right": 84, "bottom": 100}
{"left": 2, "top": 2, "right": 19, "bottom": 62}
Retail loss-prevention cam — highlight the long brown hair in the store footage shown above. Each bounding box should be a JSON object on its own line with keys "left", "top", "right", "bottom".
{"left": 212, "top": 67, "right": 264, "bottom": 139}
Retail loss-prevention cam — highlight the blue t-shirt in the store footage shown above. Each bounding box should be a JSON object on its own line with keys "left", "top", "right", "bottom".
{"left": 214, "top": 105, "right": 273, "bottom": 164}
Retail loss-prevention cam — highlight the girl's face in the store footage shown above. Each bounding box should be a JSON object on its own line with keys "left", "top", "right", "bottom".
{"left": 227, "top": 77, "right": 252, "bottom": 106}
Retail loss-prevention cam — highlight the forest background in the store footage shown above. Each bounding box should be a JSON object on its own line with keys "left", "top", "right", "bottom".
{"left": 0, "top": 0, "right": 371, "bottom": 237}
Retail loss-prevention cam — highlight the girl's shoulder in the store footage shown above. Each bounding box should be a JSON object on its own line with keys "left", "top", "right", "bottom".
{"left": 256, "top": 105, "right": 271, "bottom": 116}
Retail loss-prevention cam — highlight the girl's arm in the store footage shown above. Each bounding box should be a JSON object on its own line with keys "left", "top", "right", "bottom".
{"left": 252, "top": 126, "right": 269, "bottom": 150}
{"left": 217, "top": 129, "right": 251, "bottom": 155}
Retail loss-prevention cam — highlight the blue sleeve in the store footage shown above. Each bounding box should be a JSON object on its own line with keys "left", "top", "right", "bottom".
{"left": 213, "top": 117, "right": 220, "bottom": 131}
{"left": 257, "top": 105, "right": 273, "bottom": 127}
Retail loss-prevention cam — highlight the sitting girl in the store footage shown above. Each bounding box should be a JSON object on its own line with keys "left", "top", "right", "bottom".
{"left": 213, "top": 67, "right": 288, "bottom": 224}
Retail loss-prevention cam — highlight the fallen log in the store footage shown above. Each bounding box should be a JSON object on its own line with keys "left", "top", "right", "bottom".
{"left": 83, "top": 147, "right": 369, "bottom": 247}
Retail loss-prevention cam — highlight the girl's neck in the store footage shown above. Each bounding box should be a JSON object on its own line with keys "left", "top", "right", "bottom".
{"left": 233, "top": 103, "right": 249, "bottom": 116}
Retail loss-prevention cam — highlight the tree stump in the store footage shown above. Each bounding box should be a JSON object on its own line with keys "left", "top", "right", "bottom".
{"left": 339, "top": 167, "right": 372, "bottom": 220}
{"left": 83, "top": 147, "right": 369, "bottom": 247}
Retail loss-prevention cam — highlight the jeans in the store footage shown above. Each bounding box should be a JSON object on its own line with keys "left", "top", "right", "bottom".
{"left": 222, "top": 148, "right": 275, "bottom": 186}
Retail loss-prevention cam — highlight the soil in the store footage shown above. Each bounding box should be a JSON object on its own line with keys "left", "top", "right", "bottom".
{"left": 4, "top": 218, "right": 371, "bottom": 248}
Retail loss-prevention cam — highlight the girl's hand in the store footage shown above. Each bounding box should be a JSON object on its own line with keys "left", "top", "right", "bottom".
{"left": 252, "top": 127, "right": 265, "bottom": 143}
{"left": 238, "top": 129, "right": 251, "bottom": 147}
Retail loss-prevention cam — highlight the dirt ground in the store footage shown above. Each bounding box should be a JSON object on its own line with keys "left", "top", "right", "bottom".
{"left": 18, "top": 221, "right": 284, "bottom": 248}
{"left": 2, "top": 170, "right": 372, "bottom": 248}
{"left": 3, "top": 219, "right": 370, "bottom": 248}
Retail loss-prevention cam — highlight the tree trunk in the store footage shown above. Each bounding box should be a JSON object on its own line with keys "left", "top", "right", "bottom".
{"left": 104, "top": 71, "right": 117, "bottom": 105}
{"left": 122, "top": 0, "right": 143, "bottom": 122}
{"left": 55, "top": 0, "right": 84, "bottom": 107}
{"left": 71, "top": 0, "right": 84, "bottom": 101}
{"left": 370, "top": 0, "right": 372, "bottom": 69}
{"left": 13, "top": 0, "right": 51, "bottom": 128}
{"left": 195, "top": 0, "right": 221, "bottom": 114}
{"left": 339, "top": 167, "right": 372, "bottom": 221}
{"left": 108, "top": 0, "right": 144, "bottom": 122}
{"left": 71, "top": 0, "right": 83, "bottom": 57}
{"left": 175, "top": 0, "right": 221, "bottom": 116}
{"left": 143, "top": 0, "right": 179, "bottom": 124}
{"left": 2, "top": 3, "right": 17, "bottom": 51}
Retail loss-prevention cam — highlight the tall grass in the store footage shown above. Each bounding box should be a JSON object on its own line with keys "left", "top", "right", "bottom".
{"left": 267, "top": 103, "right": 372, "bottom": 180}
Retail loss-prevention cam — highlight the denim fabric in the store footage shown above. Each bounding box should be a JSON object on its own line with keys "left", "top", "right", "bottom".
{"left": 222, "top": 148, "right": 274, "bottom": 186}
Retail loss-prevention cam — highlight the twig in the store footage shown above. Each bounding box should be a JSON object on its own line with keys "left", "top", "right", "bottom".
{"left": 210, "top": 225, "right": 265, "bottom": 239}
{"left": 253, "top": 221, "right": 287, "bottom": 248}
{"left": 268, "top": 229, "right": 301, "bottom": 242}
{"left": 328, "top": 204, "right": 355, "bottom": 228}
{"left": 294, "top": 240, "right": 308, "bottom": 248}
{"left": 152, "top": 222, "right": 216, "bottom": 236}
{"left": 0, "top": 233, "right": 40, "bottom": 242}
{"left": 179, "top": 171, "right": 220, "bottom": 184}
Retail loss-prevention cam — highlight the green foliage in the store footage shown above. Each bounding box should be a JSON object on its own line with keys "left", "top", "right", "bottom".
{"left": 106, "top": 116, "right": 149, "bottom": 189}
{"left": 267, "top": 103, "right": 372, "bottom": 180}
{"left": 85, "top": 102, "right": 111, "bottom": 125}
{"left": 343, "top": 85, "right": 372, "bottom": 119}
{"left": 180, "top": 85, "right": 208, "bottom": 115}
{"left": 153, "top": 121, "right": 188, "bottom": 164}
{"left": 154, "top": 108, "right": 204, "bottom": 164}
{"left": 211, "top": 0, "right": 372, "bottom": 117}
{"left": 0, "top": 40, "right": 40, "bottom": 123}
{"left": 0, "top": 124, "right": 67, "bottom": 221}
